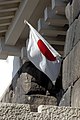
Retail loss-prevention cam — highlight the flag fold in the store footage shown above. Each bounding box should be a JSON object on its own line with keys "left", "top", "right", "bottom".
{"left": 25, "top": 20, "right": 62, "bottom": 84}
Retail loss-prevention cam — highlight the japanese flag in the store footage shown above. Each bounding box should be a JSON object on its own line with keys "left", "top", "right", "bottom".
{"left": 25, "top": 20, "right": 62, "bottom": 84}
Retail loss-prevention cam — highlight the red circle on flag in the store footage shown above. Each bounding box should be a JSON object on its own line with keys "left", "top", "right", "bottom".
{"left": 37, "top": 39, "right": 56, "bottom": 61}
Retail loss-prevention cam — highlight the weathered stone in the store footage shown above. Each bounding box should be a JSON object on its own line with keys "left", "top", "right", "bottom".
{"left": 64, "top": 19, "right": 78, "bottom": 57}
{"left": 25, "top": 95, "right": 57, "bottom": 111}
{"left": 19, "top": 73, "right": 46, "bottom": 95}
{"left": 12, "top": 93, "right": 57, "bottom": 111}
{"left": 22, "top": 62, "right": 54, "bottom": 92}
{"left": 21, "top": 62, "right": 55, "bottom": 95}
{"left": 63, "top": 41, "right": 80, "bottom": 90}
{"left": 1, "top": 86, "right": 13, "bottom": 103}
{"left": 71, "top": 78, "right": 80, "bottom": 107}
{"left": 12, "top": 94, "right": 57, "bottom": 112}
{"left": 12, "top": 71, "right": 57, "bottom": 104}
{"left": 74, "top": 16, "right": 80, "bottom": 45}
{"left": 0, "top": 103, "right": 31, "bottom": 119}
{"left": 12, "top": 77, "right": 26, "bottom": 103}
{"left": 65, "top": 3, "right": 70, "bottom": 23}
{"left": 65, "top": 0, "right": 80, "bottom": 25}
{"left": 59, "top": 86, "right": 71, "bottom": 106}
{"left": 12, "top": 78, "right": 46, "bottom": 104}
{"left": 38, "top": 105, "right": 80, "bottom": 120}
{"left": 1, "top": 61, "right": 58, "bottom": 107}
{"left": 62, "top": 53, "right": 71, "bottom": 90}
{"left": 12, "top": 56, "right": 22, "bottom": 78}
{"left": 0, "top": 103, "right": 80, "bottom": 119}
{"left": 1, "top": 89, "right": 10, "bottom": 103}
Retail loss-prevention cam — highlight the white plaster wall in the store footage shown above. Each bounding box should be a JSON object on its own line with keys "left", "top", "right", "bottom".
{"left": 12, "top": 56, "right": 22, "bottom": 78}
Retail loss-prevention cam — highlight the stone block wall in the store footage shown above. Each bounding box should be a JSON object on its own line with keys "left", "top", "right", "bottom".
{"left": 0, "top": 103, "right": 80, "bottom": 120}
{"left": 59, "top": 0, "right": 80, "bottom": 107}
{"left": 1, "top": 62, "right": 58, "bottom": 112}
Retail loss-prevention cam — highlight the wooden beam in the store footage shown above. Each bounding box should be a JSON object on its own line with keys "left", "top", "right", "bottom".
{"left": 38, "top": 18, "right": 66, "bottom": 37}
{"left": 0, "top": 26, "right": 8, "bottom": 33}
{"left": 46, "top": 39, "right": 65, "bottom": 45}
{"left": 52, "top": 0, "right": 66, "bottom": 15}
{"left": 0, "top": 0, "right": 21, "bottom": 5}
{"left": 44, "top": 7, "right": 68, "bottom": 26}
{"left": 55, "top": 6, "right": 65, "bottom": 15}
{"left": 0, "top": 19, "right": 12, "bottom": 24}
{"left": 47, "top": 18, "right": 68, "bottom": 26}
{"left": 62, "top": 0, "right": 69, "bottom": 3}
{"left": 44, "top": 35, "right": 65, "bottom": 42}
{"left": 0, "top": 30, "right": 7, "bottom": 33}
{"left": 0, "top": 12, "right": 15, "bottom": 18}
{"left": 52, "top": 0, "right": 66, "bottom": 9}
{"left": 0, "top": 38, "right": 21, "bottom": 56}
{"left": 21, "top": 47, "right": 29, "bottom": 61}
{"left": 0, "top": 8, "right": 18, "bottom": 13}
{"left": 58, "top": 50, "right": 64, "bottom": 55}
{"left": 0, "top": 53, "right": 8, "bottom": 60}
{"left": 0, "top": 23, "right": 10, "bottom": 27}
{"left": 38, "top": 18, "right": 66, "bottom": 31}
{"left": 5, "top": 0, "right": 40, "bottom": 45}
{"left": 52, "top": 44, "right": 64, "bottom": 51}
{"left": 39, "top": 29, "right": 66, "bottom": 37}
{"left": 0, "top": 15, "right": 14, "bottom": 20}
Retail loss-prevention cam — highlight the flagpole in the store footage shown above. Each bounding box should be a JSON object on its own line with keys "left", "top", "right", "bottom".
{"left": 24, "top": 20, "right": 32, "bottom": 29}
{"left": 24, "top": 20, "right": 29, "bottom": 25}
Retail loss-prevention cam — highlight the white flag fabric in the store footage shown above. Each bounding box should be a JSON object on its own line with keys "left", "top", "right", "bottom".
{"left": 25, "top": 21, "right": 62, "bottom": 84}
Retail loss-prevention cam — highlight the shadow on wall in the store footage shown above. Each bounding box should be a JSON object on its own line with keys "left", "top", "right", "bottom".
{"left": 21, "top": 61, "right": 63, "bottom": 97}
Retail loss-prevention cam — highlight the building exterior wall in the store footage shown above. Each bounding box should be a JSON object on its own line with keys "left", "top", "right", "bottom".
{"left": 60, "top": 0, "right": 80, "bottom": 107}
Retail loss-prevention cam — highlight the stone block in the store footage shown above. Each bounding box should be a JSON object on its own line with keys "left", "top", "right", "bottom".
{"left": 0, "top": 103, "right": 31, "bottom": 119}
{"left": 2, "top": 61, "right": 56, "bottom": 103}
{"left": 26, "top": 112, "right": 42, "bottom": 120}
{"left": 19, "top": 73, "right": 46, "bottom": 95}
{"left": 59, "top": 86, "right": 71, "bottom": 106}
{"left": 71, "top": 0, "right": 80, "bottom": 23}
{"left": 71, "top": 78, "right": 80, "bottom": 107}
{"left": 64, "top": 19, "right": 78, "bottom": 57}
{"left": 38, "top": 105, "right": 80, "bottom": 120}
{"left": 11, "top": 68, "right": 56, "bottom": 104}
{"left": 62, "top": 52, "right": 72, "bottom": 90}
{"left": 21, "top": 62, "right": 56, "bottom": 95}
{"left": 63, "top": 41, "right": 80, "bottom": 90}
{"left": 12, "top": 77, "right": 46, "bottom": 103}
{"left": 12, "top": 92, "right": 57, "bottom": 111}
{"left": 25, "top": 95, "right": 57, "bottom": 111}
{"left": 65, "top": 0, "right": 80, "bottom": 25}
{"left": 74, "top": 16, "right": 80, "bottom": 45}
{"left": 1, "top": 87, "right": 13, "bottom": 103}
{"left": 0, "top": 103, "right": 80, "bottom": 119}
{"left": 12, "top": 77, "right": 26, "bottom": 103}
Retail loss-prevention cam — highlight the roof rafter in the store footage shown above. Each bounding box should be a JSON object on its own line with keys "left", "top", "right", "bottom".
{"left": 0, "top": 8, "right": 18, "bottom": 13}
{"left": 0, "top": 0, "right": 21, "bottom": 5}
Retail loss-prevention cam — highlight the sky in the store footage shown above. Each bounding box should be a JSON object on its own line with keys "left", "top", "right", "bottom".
{"left": 0, "top": 56, "right": 14, "bottom": 100}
